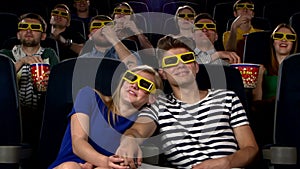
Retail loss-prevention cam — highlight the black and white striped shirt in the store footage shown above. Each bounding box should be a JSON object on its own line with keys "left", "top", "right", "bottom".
{"left": 139, "top": 89, "right": 249, "bottom": 168}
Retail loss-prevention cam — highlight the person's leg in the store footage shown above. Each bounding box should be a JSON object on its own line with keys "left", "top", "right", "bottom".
{"left": 54, "top": 161, "right": 82, "bottom": 169}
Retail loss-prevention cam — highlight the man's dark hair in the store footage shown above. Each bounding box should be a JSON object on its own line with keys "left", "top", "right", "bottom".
{"left": 194, "top": 13, "right": 216, "bottom": 25}
{"left": 156, "top": 35, "right": 195, "bottom": 67}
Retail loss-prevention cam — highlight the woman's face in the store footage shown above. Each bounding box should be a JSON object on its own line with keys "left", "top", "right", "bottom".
{"left": 177, "top": 8, "right": 194, "bottom": 29}
{"left": 120, "top": 71, "right": 155, "bottom": 109}
{"left": 273, "top": 27, "right": 295, "bottom": 56}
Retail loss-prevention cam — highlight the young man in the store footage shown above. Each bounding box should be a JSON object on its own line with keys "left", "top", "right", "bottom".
{"left": 0, "top": 12, "right": 59, "bottom": 167}
{"left": 49, "top": 3, "right": 86, "bottom": 61}
{"left": 193, "top": 13, "right": 240, "bottom": 65}
{"left": 223, "top": 0, "right": 262, "bottom": 58}
{"left": 114, "top": 35, "right": 258, "bottom": 169}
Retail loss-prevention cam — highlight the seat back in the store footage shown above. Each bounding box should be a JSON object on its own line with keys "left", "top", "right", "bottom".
{"left": 273, "top": 53, "right": 300, "bottom": 168}
{"left": 243, "top": 30, "right": 272, "bottom": 65}
{"left": 70, "top": 19, "right": 86, "bottom": 41}
{"left": 0, "top": 12, "right": 19, "bottom": 48}
{"left": 0, "top": 54, "right": 21, "bottom": 167}
{"left": 289, "top": 12, "right": 300, "bottom": 53}
{"left": 37, "top": 57, "right": 127, "bottom": 169}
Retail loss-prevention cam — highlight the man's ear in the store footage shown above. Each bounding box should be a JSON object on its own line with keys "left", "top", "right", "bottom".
{"left": 16, "top": 32, "right": 20, "bottom": 40}
{"left": 41, "top": 32, "right": 47, "bottom": 41}
{"left": 158, "top": 68, "right": 167, "bottom": 80}
{"left": 147, "top": 94, "right": 156, "bottom": 105}
{"left": 214, "top": 32, "right": 218, "bottom": 42}
{"left": 233, "top": 11, "right": 238, "bottom": 17}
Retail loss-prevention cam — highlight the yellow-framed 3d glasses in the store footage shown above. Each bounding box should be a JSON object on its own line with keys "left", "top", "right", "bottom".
{"left": 123, "top": 70, "right": 156, "bottom": 93}
{"left": 177, "top": 13, "right": 195, "bottom": 19}
{"left": 272, "top": 32, "right": 297, "bottom": 41}
{"left": 162, "top": 51, "right": 195, "bottom": 68}
{"left": 194, "top": 23, "right": 216, "bottom": 31}
{"left": 113, "top": 8, "right": 132, "bottom": 15}
{"left": 235, "top": 3, "right": 254, "bottom": 10}
{"left": 51, "top": 9, "right": 70, "bottom": 19}
{"left": 89, "top": 20, "right": 113, "bottom": 32}
{"left": 18, "top": 22, "right": 44, "bottom": 32}
{"left": 74, "top": 0, "right": 87, "bottom": 3}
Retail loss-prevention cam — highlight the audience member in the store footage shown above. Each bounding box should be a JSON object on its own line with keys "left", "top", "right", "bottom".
{"left": 0, "top": 12, "right": 59, "bottom": 167}
{"left": 223, "top": 0, "right": 262, "bottom": 58}
{"left": 115, "top": 35, "right": 258, "bottom": 169}
{"left": 112, "top": 2, "right": 155, "bottom": 59}
{"left": 49, "top": 3, "right": 86, "bottom": 61}
{"left": 48, "top": 65, "right": 163, "bottom": 169}
{"left": 79, "top": 15, "right": 142, "bottom": 69}
{"left": 251, "top": 23, "right": 298, "bottom": 145}
{"left": 71, "top": 0, "right": 97, "bottom": 40}
{"left": 193, "top": 13, "right": 240, "bottom": 64}
{"left": 172, "top": 5, "right": 196, "bottom": 39}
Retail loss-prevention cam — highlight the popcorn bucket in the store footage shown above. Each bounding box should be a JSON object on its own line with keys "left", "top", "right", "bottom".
{"left": 30, "top": 63, "right": 50, "bottom": 92}
{"left": 230, "top": 63, "right": 260, "bottom": 88}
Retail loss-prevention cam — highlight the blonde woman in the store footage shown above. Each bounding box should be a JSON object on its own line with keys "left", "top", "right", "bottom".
{"left": 49, "top": 65, "right": 163, "bottom": 169}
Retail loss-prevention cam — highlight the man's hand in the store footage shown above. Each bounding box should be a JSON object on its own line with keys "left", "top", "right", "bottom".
{"left": 115, "top": 136, "right": 143, "bottom": 169}
{"left": 212, "top": 51, "right": 241, "bottom": 64}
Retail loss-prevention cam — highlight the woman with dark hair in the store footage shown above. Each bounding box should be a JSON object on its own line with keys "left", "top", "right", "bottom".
{"left": 253, "top": 23, "right": 298, "bottom": 101}
{"left": 252, "top": 23, "right": 298, "bottom": 146}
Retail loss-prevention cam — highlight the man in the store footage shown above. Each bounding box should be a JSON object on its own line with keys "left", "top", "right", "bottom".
{"left": 223, "top": 0, "right": 262, "bottom": 58}
{"left": 49, "top": 3, "right": 86, "bottom": 61}
{"left": 0, "top": 12, "right": 59, "bottom": 167}
{"left": 79, "top": 15, "right": 141, "bottom": 69}
{"left": 72, "top": 0, "right": 97, "bottom": 40}
{"left": 193, "top": 13, "right": 240, "bottom": 65}
{"left": 114, "top": 36, "right": 258, "bottom": 169}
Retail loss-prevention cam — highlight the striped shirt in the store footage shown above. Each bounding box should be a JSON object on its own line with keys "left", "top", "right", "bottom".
{"left": 139, "top": 89, "right": 249, "bottom": 168}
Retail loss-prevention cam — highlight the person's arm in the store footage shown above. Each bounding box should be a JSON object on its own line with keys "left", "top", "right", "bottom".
{"left": 102, "top": 25, "right": 138, "bottom": 68}
{"left": 192, "top": 125, "right": 258, "bottom": 169}
{"left": 211, "top": 51, "right": 241, "bottom": 64}
{"left": 71, "top": 113, "right": 108, "bottom": 167}
{"left": 115, "top": 116, "right": 157, "bottom": 169}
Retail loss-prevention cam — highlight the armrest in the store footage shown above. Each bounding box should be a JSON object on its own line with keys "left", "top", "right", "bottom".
{"left": 0, "top": 146, "right": 21, "bottom": 163}
{"left": 141, "top": 145, "right": 159, "bottom": 165}
{"left": 262, "top": 146, "right": 297, "bottom": 164}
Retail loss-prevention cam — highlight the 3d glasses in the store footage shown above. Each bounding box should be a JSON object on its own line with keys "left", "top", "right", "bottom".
{"left": 194, "top": 23, "right": 216, "bottom": 31}
{"left": 113, "top": 8, "right": 132, "bottom": 15}
{"left": 51, "top": 10, "right": 70, "bottom": 19}
{"left": 272, "top": 32, "right": 297, "bottom": 41}
{"left": 235, "top": 3, "right": 254, "bottom": 10}
{"left": 162, "top": 51, "right": 195, "bottom": 68}
{"left": 123, "top": 70, "right": 156, "bottom": 93}
{"left": 177, "top": 13, "right": 195, "bottom": 19}
{"left": 89, "top": 20, "right": 113, "bottom": 32}
{"left": 18, "top": 22, "right": 44, "bottom": 32}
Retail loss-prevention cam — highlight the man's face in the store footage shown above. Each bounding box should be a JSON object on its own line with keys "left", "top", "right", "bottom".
{"left": 17, "top": 18, "right": 45, "bottom": 47}
{"left": 160, "top": 48, "right": 199, "bottom": 87}
{"left": 193, "top": 19, "right": 218, "bottom": 45}
{"left": 234, "top": 3, "right": 254, "bottom": 18}
{"left": 89, "top": 19, "right": 113, "bottom": 47}
{"left": 73, "top": 0, "right": 90, "bottom": 13}
{"left": 50, "top": 7, "right": 70, "bottom": 27}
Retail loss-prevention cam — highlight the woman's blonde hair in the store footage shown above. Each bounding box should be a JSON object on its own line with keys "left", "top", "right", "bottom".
{"left": 104, "top": 65, "right": 163, "bottom": 125}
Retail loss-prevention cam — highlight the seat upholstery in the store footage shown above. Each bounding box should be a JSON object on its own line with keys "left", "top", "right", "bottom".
{"left": 0, "top": 54, "right": 22, "bottom": 168}
{"left": 262, "top": 53, "right": 300, "bottom": 169}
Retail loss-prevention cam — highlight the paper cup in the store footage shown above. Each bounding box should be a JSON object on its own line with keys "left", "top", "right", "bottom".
{"left": 30, "top": 63, "right": 50, "bottom": 92}
{"left": 230, "top": 63, "right": 260, "bottom": 88}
